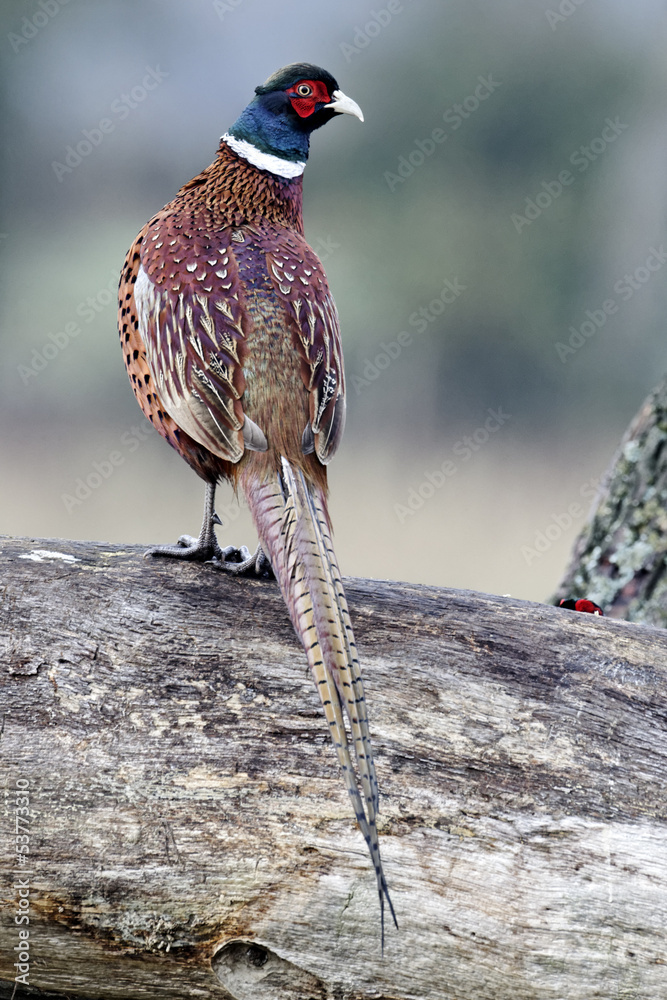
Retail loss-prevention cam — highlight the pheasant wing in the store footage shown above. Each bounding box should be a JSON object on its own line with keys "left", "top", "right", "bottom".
{"left": 263, "top": 232, "right": 346, "bottom": 465}
{"left": 134, "top": 214, "right": 260, "bottom": 464}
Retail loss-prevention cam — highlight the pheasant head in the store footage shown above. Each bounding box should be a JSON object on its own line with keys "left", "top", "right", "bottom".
{"left": 223, "top": 62, "right": 364, "bottom": 175}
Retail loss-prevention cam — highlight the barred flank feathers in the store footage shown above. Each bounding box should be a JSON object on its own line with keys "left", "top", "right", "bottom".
{"left": 240, "top": 457, "right": 397, "bottom": 947}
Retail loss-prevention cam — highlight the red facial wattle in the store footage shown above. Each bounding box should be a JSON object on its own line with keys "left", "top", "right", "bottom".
{"left": 286, "top": 79, "right": 332, "bottom": 117}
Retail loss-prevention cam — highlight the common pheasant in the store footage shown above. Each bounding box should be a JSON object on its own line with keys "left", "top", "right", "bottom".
{"left": 118, "top": 63, "right": 397, "bottom": 945}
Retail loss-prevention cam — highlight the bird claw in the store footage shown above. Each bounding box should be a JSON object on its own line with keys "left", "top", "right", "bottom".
{"left": 208, "top": 543, "right": 274, "bottom": 578}
{"left": 144, "top": 533, "right": 225, "bottom": 562}
{"left": 144, "top": 488, "right": 231, "bottom": 562}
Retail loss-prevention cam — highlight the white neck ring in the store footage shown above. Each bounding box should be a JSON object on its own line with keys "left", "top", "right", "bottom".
{"left": 221, "top": 133, "right": 305, "bottom": 179}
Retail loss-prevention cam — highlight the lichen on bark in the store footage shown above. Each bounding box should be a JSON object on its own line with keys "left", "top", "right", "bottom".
{"left": 555, "top": 376, "right": 667, "bottom": 627}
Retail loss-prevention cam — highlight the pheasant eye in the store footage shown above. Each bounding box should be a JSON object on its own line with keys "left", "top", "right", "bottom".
{"left": 296, "top": 84, "right": 312, "bottom": 97}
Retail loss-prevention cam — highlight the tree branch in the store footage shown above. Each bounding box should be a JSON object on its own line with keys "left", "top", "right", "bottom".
{"left": 555, "top": 375, "right": 667, "bottom": 625}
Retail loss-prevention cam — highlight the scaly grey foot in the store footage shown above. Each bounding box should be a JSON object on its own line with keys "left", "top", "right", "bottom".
{"left": 144, "top": 481, "right": 224, "bottom": 562}
{"left": 209, "top": 543, "right": 273, "bottom": 578}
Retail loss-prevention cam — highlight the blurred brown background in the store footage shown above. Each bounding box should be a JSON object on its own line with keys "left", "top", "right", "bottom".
{"left": 1, "top": 0, "right": 666, "bottom": 600}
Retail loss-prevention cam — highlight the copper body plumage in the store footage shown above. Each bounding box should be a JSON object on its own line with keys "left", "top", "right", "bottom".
{"left": 118, "top": 64, "right": 396, "bottom": 945}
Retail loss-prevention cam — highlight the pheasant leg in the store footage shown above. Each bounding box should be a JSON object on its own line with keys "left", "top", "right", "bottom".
{"left": 145, "top": 482, "right": 273, "bottom": 577}
{"left": 144, "top": 481, "right": 225, "bottom": 562}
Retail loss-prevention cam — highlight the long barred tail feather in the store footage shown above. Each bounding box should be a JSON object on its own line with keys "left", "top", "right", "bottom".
{"left": 303, "top": 483, "right": 380, "bottom": 815}
{"left": 240, "top": 457, "right": 397, "bottom": 948}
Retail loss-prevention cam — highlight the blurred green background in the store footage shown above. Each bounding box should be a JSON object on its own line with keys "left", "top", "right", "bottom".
{"left": 1, "top": 0, "right": 666, "bottom": 600}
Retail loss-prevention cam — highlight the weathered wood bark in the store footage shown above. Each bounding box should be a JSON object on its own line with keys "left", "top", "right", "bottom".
{"left": 1, "top": 534, "right": 667, "bottom": 1000}
{"left": 555, "top": 376, "right": 667, "bottom": 626}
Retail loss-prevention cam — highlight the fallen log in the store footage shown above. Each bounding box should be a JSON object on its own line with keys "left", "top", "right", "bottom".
{"left": 1, "top": 534, "right": 666, "bottom": 1000}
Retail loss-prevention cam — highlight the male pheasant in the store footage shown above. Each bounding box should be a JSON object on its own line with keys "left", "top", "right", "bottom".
{"left": 118, "top": 63, "right": 397, "bottom": 945}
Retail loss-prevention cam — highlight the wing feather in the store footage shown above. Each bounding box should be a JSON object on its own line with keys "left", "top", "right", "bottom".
{"left": 135, "top": 215, "right": 262, "bottom": 464}
{"left": 263, "top": 233, "right": 346, "bottom": 464}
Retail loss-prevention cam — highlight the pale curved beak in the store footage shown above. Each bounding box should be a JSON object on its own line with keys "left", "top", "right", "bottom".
{"left": 325, "top": 89, "right": 364, "bottom": 122}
